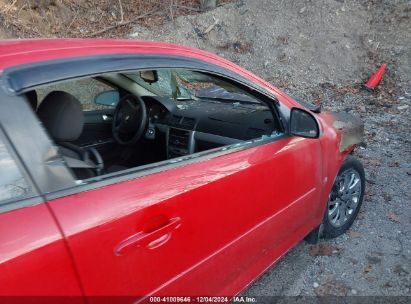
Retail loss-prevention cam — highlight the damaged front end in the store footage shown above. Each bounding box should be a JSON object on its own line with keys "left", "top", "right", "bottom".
{"left": 322, "top": 111, "right": 364, "bottom": 152}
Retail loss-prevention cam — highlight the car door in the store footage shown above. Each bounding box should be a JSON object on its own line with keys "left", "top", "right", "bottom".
{"left": 0, "top": 117, "right": 82, "bottom": 296}
{"left": 47, "top": 126, "right": 322, "bottom": 298}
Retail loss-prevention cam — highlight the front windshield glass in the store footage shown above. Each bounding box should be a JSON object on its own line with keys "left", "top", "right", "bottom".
{"left": 124, "top": 69, "right": 259, "bottom": 103}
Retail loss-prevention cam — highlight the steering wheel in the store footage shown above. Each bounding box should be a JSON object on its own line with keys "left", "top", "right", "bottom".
{"left": 112, "top": 94, "right": 147, "bottom": 145}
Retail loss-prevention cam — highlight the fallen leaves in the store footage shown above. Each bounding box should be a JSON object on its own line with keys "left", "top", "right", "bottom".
{"left": 364, "top": 264, "right": 373, "bottom": 274}
{"left": 232, "top": 40, "right": 252, "bottom": 53}
{"left": 276, "top": 36, "right": 289, "bottom": 45}
{"left": 387, "top": 212, "right": 401, "bottom": 223}
{"left": 364, "top": 159, "right": 382, "bottom": 167}
{"left": 357, "top": 209, "right": 365, "bottom": 220}
{"left": 388, "top": 161, "right": 400, "bottom": 167}
{"left": 348, "top": 230, "right": 361, "bottom": 238}
{"left": 1, "top": 0, "right": 230, "bottom": 38}
{"left": 314, "top": 279, "right": 350, "bottom": 296}
{"left": 309, "top": 244, "right": 342, "bottom": 256}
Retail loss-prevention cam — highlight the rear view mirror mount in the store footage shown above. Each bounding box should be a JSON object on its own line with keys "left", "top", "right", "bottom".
{"left": 140, "top": 70, "right": 158, "bottom": 84}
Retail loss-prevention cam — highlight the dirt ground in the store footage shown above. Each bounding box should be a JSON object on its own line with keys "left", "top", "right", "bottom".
{"left": 1, "top": 0, "right": 410, "bottom": 298}
{"left": 136, "top": 0, "right": 411, "bottom": 297}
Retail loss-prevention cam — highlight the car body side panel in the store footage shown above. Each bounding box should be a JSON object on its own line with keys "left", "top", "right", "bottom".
{"left": 0, "top": 203, "right": 83, "bottom": 296}
{"left": 48, "top": 136, "right": 322, "bottom": 297}
{"left": 150, "top": 195, "right": 320, "bottom": 298}
{"left": 314, "top": 110, "right": 363, "bottom": 222}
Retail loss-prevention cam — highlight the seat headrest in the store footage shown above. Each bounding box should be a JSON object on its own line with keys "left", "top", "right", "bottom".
{"left": 37, "top": 91, "right": 84, "bottom": 142}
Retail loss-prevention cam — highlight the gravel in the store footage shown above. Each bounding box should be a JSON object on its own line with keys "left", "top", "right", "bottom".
{"left": 129, "top": 0, "right": 411, "bottom": 297}
{"left": 243, "top": 85, "right": 411, "bottom": 297}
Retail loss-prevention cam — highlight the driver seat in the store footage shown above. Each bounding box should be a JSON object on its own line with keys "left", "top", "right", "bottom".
{"left": 37, "top": 91, "right": 107, "bottom": 179}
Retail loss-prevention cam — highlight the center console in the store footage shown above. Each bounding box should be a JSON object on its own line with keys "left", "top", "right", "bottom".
{"left": 167, "top": 127, "right": 195, "bottom": 159}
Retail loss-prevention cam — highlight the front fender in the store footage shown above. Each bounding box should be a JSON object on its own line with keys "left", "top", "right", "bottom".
{"left": 314, "top": 111, "right": 364, "bottom": 221}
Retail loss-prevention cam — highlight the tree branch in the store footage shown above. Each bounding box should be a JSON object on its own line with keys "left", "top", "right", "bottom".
{"left": 88, "top": 9, "right": 157, "bottom": 37}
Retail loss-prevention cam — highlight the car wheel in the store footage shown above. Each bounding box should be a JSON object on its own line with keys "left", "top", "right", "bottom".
{"left": 322, "top": 155, "right": 365, "bottom": 239}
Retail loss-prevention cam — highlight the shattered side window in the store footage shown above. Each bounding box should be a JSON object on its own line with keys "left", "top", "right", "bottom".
{"left": 0, "top": 138, "right": 31, "bottom": 203}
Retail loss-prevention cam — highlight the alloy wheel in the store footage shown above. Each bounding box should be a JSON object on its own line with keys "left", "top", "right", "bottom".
{"left": 327, "top": 168, "right": 362, "bottom": 228}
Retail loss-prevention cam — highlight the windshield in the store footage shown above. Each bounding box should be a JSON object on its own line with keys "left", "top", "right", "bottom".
{"left": 124, "top": 69, "right": 259, "bottom": 103}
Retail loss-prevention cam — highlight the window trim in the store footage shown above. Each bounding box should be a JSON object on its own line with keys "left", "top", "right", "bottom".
{"left": 1, "top": 54, "right": 289, "bottom": 201}
{"left": 0, "top": 124, "right": 43, "bottom": 213}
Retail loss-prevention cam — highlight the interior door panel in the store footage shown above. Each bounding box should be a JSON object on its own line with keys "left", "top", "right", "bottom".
{"left": 76, "top": 109, "right": 115, "bottom": 146}
{"left": 74, "top": 109, "right": 121, "bottom": 167}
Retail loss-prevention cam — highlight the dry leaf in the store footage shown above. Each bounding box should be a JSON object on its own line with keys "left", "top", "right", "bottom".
{"left": 357, "top": 210, "right": 365, "bottom": 220}
{"left": 366, "top": 159, "right": 381, "bottom": 166}
{"left": 388, "top": 161, "right": 399, "bottom": 167}
{"left": 314, "top": 280, "right": 350, "bottom": 296}
{"left": 364, "top": 264, "right": 373, "bottom": 274}
{"left": 232, "top": 40, "right": 252, "bottom": 53}
{"left": 309, "top": 244, "right": 342, "bottom": 256}
{"left": 348, "top": 230, "right": 361, "bottom": 238}
{"left": 387, "top": 212, "right": 400, "bottom": 223}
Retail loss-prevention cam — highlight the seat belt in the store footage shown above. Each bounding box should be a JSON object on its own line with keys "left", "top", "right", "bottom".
{"left": 59, "top": 143, "right": 104, "bottom": 175}
{"left": 62, "top": 155, "right": 96, "bottom": 169}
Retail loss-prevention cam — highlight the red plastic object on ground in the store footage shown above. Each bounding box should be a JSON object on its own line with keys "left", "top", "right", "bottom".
{"left": 364, "top": 64, "right": 387, "bottom": 90}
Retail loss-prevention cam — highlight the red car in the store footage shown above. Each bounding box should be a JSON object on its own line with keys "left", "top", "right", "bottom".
{"left": 0, "top": 39, "right": 365, "bottom": 300}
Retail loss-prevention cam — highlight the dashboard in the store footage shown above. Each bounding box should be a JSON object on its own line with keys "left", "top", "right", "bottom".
{"left": 142, "top": 96, "right": 278, "bottom": 159}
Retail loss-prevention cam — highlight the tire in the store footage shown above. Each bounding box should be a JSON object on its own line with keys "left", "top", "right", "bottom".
{"left": 322, "top": 155, "right": 365, "bottom": 239}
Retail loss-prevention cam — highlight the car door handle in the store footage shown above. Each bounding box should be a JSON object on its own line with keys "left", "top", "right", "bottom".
{"left": 114, "top": 217, "right": 181, "bottom": 256}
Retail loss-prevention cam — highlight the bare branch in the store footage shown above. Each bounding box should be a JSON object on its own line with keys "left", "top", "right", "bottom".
{"left": 172, "top": 5, "right": 201, "bottom": 12}
{"left": 88, "top": 9, "right": 157, "bottom": 37}
{"left": 118, "top": 0, "right": 124, "bottom": 23}
{"left": 204, "top": 17, "right": 219, "bottom": 34}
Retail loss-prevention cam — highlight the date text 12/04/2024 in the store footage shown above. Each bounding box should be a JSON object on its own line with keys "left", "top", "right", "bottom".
{"left": 149, "top": 296, "right": 257, "bottom": 303}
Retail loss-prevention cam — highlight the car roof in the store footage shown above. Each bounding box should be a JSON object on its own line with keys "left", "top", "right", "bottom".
{"left": 0, "top": 39, "right": 228, "bottom": 71}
